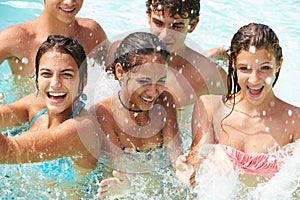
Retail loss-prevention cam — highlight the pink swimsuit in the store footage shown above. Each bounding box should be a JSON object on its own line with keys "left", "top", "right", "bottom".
{"left": 221, "top": 145, "right": 280, "bottom": 179}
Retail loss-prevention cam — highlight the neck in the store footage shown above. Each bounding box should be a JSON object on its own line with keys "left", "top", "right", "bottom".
{"left": 47, "top": 100, "right": 85, "bottom": 126}
{"left": 118, "top": 91, "right": 143, "bottom": 113}
{"left": 38, "top": 12, "right": 77, "bottom": 36}
{"left": 232, "top": 92, "right": 277, "bottom": 117}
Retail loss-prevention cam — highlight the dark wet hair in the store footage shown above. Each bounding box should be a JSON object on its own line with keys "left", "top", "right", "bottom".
{"left": 146, "top": 0, "right": 200, "bottom": 21}
{"left": 35, "top": 35, "right": 87, "bottom": 100}
{"left": 226, "top": 22, "right": 283, "bottom": 100}
{"left": 111, "top": 32, "right": 169, "bottom": 76}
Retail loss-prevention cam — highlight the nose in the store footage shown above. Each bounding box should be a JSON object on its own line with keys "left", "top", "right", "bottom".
{"left": 50, "top": 74, "right": 62, "bottom": 89}
{"left": 145, "top": 84, "right": 159, "bottom": 97}
{"left": 158, "top": 28, "right": 171, "bottom": 41}
{"left": 248, "top": 70, "right": 260, "bottom": 84}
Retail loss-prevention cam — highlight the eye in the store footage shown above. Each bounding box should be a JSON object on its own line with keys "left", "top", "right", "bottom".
{"left": 62, "top": 73, "right": 74, "bottom": 79}
{"left": 137, "top": 78, "right": 150, "bottom": 85}
{"left": 153, "top": 19, "right": 163, "bottom": 27}
{"left": 40, "top": 71, "right": 52, "bottom": 78}
{"left": 260, "top": 65, "right": 272, "bottom": 71}
{"left": 157, "top": 78, "right": 166, "bottom": 85}
{"left": 238, "top": 66, "right": 250, "bottom": 72}
{"left": 171, "top": 25, "right": 184, "bottom": 31}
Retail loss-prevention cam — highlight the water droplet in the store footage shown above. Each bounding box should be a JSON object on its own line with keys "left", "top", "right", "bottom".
{"left": 157, "top": 4, "right": 162, "bottom": 10}
{"left": 249, "top": 46, "right": 256, "bottom": 53}
{"left": 190, "top": 94, "right": 194, "bottom": 100}
{"left": 21, "top": 57, "right": 28, "bottom": 64}
{"left": 266, "top": 77, "right": 272, "bottom": 85}
{"left": 288, "top": 109, "right": 293, "bottom": 116}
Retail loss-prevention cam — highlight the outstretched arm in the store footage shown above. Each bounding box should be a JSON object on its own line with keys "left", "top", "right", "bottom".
{"left": 0, "top": 113, "right": 102, "bottom": 170}
{"left": 0, "top": 94, "right": 40, "bottom": 130}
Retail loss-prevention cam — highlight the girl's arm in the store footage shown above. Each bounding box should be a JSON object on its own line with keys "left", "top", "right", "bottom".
{"left": 0, "top": 94, "right": 38, "bottom": 129}
{"left": 0, "top": 112, "right": 101, "bottom": 169}
{"left": 188, "top": 95, "right": 215, "bottom": 171}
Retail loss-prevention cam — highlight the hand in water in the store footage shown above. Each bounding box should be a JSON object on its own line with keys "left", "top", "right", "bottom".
{"left": 206, "top": 145, "right": 234, "bottom": 176}
{"left": 98, "top": 170, "right": 131, "bottom": 197}
{"left": 175, "top": 155, "right": 195, "bottom": 187}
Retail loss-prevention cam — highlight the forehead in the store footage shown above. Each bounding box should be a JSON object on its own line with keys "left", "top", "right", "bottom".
{"left": 130, "top": 61, "right": 167, "bottom": 78}
{"left": 39, "top": 51, "right": 78, "bottom": 70}
{"left": 151, "top": 8, "right": 188, "bottom": 22}
{"left": 236, "top": 48, "right": 275, "bottom": 65}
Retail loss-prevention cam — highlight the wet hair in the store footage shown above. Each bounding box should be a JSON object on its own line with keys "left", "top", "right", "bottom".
{"left": 111, "top": 32, "right": 170, "bottom": 76}
{"left": 226, "top": 22, "right": 283, "bottom": 100}
{"left": 146, "top": 0, "right": 200, "bottom": 21}
{"left": 35, "top": 35, "right": 87, "bottom": 100}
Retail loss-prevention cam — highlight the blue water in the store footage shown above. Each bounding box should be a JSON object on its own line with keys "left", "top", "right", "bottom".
{"left": 1, "top": 0, "right": 300, "bottom": 199}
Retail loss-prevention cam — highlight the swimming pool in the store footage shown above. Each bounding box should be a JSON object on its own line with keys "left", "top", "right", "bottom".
{"left": 1, "top": 0, "right": 300, "bottom": 199}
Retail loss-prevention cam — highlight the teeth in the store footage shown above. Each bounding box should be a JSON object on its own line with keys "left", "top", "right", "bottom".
{"left": 49, "top": 92, "right": 66, "bottom": 97}
{"left": 61, "top": 8, "right": 74, "bottom": 12}
{"left": 249, "top": 87, "right": 261, "bottom": 90}
{"left": 141, "top": 96, "right": 154, "bottom": 102}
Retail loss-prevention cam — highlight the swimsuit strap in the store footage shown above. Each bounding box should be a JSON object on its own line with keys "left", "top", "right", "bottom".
{"left": 28, "top": 108, "right": 47, "bottom": 129}
{"left": 69, "top": 100, "right": 85, "bottom": 119}
{"left": 27, "top": 101, "right": 85, "bottom": 129}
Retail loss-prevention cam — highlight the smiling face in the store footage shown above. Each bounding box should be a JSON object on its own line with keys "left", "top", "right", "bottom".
{"left": 44, "top": 0, "right": 83, "bottom": 23}
{"left": 118, "top": 58, "right": 167, "bottom": 111}
{"left": 236, "top": 48, "right": 280, "bottom": 105}
{"left": 38, "top": 50, "right": 80, "bottom": 115}
{"left": 148, "top": 9, "right": 198, "bottom": 52}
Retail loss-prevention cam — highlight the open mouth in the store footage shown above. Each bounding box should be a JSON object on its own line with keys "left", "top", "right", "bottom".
{"left": 47, "top": 92, "right": 67, "bottom": 101}
{"left": 247, "top": 86, "right": 264, "bottom": 97}
{"left": 59, "top": 7, "right": 76, "bottom": 14}
{"left": 140, "top": 95, "right": 155, "bottom": 105}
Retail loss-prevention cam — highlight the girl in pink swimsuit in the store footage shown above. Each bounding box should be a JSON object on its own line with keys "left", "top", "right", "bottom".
{"left": 176, "top": 23, "right": 300, "bottom": 186}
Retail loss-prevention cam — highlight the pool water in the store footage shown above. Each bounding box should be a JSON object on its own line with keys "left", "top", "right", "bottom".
{"left": 1, "top": 0, "right": 300, "bottom": 199}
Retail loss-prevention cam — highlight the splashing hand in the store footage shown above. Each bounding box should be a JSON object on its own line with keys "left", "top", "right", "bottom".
{"left": 207, "top": 145, "right": 234, "bottom": 176}
{"left": 175, "top": 155, "right": 195, "bottom": 187}
{"left": 98, "top": 170, "right": 131, "bottom": 198}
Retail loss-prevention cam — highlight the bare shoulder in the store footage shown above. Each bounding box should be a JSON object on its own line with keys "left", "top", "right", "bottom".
{"left": 199, "top": 94, "right": 223, "bottom": 104}
{"left": 0, "top": 22, "right": 36, "bottom": 48}
{"left": 198, "top": 94, "right": 224, "bottom": 113}
{"left": 76, "top": 17, "right": 106, "bottom": 39}
{"left": 89, "top": 98, "right": 112, "bottom": 119}
{"left": 277, "top": 98, "right": 300, "bottom": 118}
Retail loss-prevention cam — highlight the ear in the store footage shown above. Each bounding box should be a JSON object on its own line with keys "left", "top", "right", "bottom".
{"left": 115, "top": 63, "right": 125, "bottom": 80}
{"left": 188, "top": 17, "right": 200, "bottom": 33}
{"left": 276, "top": 56, "right": 283, "bottom": 72}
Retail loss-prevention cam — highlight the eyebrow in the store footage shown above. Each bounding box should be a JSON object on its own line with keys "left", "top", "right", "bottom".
{"left": 137, "top": 76, "right": 167, "bottom": 80}
{"left": 236, "top": 61, "right": 272, "bottom": 67}
{"left": 152, "top": 16, "right": 185, "bottom": 25}
{"left": 39, "top": 68, "right": 75, "bottom": 72}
